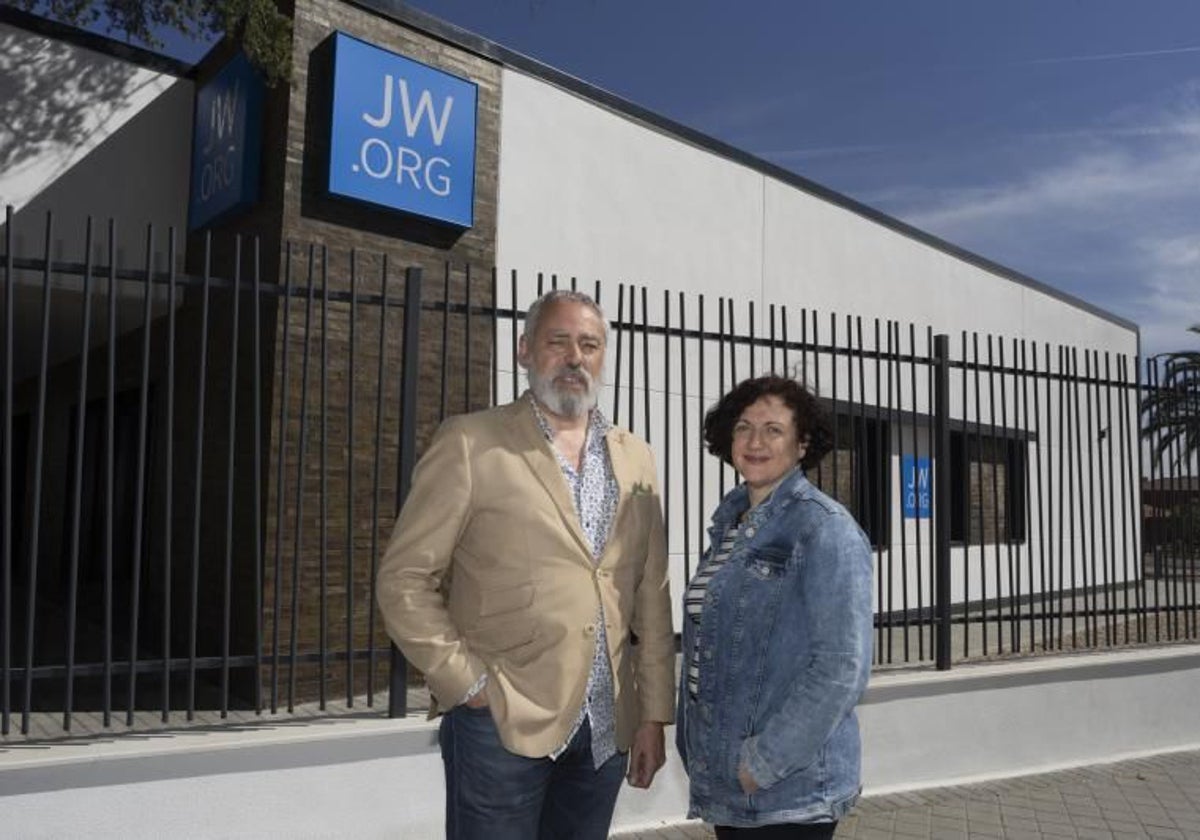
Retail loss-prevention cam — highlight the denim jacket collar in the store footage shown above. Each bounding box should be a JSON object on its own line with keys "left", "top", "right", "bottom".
{"left": 711, "top": 464, "right": 809, "bottom": 532}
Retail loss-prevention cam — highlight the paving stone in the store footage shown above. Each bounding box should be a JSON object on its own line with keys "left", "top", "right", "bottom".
{"left": 616, "top": 750, "right": 1200, "bottom": 840}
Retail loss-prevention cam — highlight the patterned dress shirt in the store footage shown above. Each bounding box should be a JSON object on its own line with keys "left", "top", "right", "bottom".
{"left": 531, "top": 395, "right": 620, "bottom": 769}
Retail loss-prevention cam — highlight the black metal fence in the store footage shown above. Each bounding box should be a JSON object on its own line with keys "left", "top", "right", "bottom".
{"left": 1, "top": 216, "right": 1196, "bottom": 737}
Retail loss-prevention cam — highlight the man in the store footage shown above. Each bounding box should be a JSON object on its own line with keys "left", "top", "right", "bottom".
{"left": 377, "top": 290, "right": 675, "bottom": 840}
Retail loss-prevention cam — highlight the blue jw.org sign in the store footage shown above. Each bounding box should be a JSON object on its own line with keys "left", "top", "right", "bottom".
{"left": 188, "top": 52, "right": 263, "bottom": 231}
{"left": 328, "top": 32, "right": 478, "bottom": 228}
{"left": 902, "top": 455, "right": 931, "bottom": 519}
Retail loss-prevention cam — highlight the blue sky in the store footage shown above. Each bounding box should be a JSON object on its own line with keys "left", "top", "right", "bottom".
{"left": 49, "top": 0, "right": 1198, "bottom": 357}
{"left": 401, "top": 0, "right": 1199, "bottom": 359}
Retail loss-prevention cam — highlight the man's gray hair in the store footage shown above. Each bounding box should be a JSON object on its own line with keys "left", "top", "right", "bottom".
{"left": 523, "top": 289, "right": 608, "bottom": 343}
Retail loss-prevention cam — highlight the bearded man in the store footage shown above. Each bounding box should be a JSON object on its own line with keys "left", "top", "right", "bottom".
{"left": 377, "top": 290, "right": 675, "bottom": 840}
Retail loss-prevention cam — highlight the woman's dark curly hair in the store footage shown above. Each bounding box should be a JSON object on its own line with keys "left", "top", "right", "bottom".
{"left": 703, "top": 375, "right": 833, "bottom": 470}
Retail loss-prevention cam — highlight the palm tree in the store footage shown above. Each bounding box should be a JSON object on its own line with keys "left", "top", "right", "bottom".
{"left": 1142, "top": 324, "right": 1200, "bottom": 469}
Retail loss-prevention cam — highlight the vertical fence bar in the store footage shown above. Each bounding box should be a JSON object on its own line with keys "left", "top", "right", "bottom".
{"left": 661, "top": 290, "right": 670, "bottom": 548}
{"left": 748, "top": 301, "right": 756, "bottom": 379}
{"left": 319, "top": 250, "right": 329, "bottom": 710}
{"left": 717, "top": 300, "right": 727, "bottom": 498}
{"left": 696, "top": 295, "right": 706, "bottom": 571}
{"left": 187, "top": 235, "right": 213, "bottom": 721}
{"left": 1075, "top": 345, "right": 1094, "bottom": 648}
{"left": 959, "top": 331, "right": 971, "bottom": 658}
{"left": 1142, "top": 352, "right": 1152, "bottom": 638}
{"left": 389, "top": 266, "right": 423, "bottom": 719}
{"left": 21, "top": 212, "right": 54, "bottom": 734}
{"left": 642, "top": 286, "right": 651, "bottom": 443}
{"left": 1126, "top": 355, "right": 1144, "bottom": 642}
{"left": 509, "top": 271, "right": 519, "bottom": 402}
{"left": 1020, "top": 341, "right": 1039, "bottom": 650}
{"left": 288, "top": 246, "right": 317, "bottom": 713}
{"left": 271, "top": 245, "right": 294, "bottom": 713}
{"left": 221, "top": 238, "right": 242, "bottom": 718}
{"left": 162, "top": 230, "right": 177, "bottom": 722}
{"left": 728, "top": 299, "right": 738, "bottom": 387}
{"left": 811, "top": 313, "right": 822, "bottom": 489}
{"left": 612, "top": 284, "right": 624, "bottom": 428}
{"left": 628, "top": 287, "right": 638, "bottom": 435}
{"left": 853, "top": 318, "right": 874, "bottom": 657}
{"left": 973, "top": 334, "right": 989, "bottom": 654}
{"left": 985, "top": 336, "right": 1002, "bottom": 654}
{"left": 923, "top": 326, "right": 935, "bottom": 657}
{"left": 1103, "top": 353, "right": 1119, "bottom": 643}
{"left": 346, "top": 251, "right": 358, "bottom": 706}
{"left": 890, "top": 322, "right": 909, "bottom": 661}
{"left": 252, "top": 238, "right": 263, "bottom": 715}
{"left": 830, "top": 315, "right": 839, "bottom": 504}
{"left": 103, "top": 219, "right": 117, "bottom": 726}
{"left": 1, "top": 207, "right": 10, "bottom": 735}
{"left": 1058, "top": 346, "right": 1070, "bottom": 647}
{"left": 1115, "top": 355, "right": 1134, "bottom": 640}
{"left": 491, "top": 269, "right": 499, "bottom": 407}
{"left": 1166, "top": 363, "right": 1182, "bottom": 639}
{"left": 187, "top": 237, "right": 216, "bottom": 720}
{"left": 780, "top": 306, "right": 790, "bottom": 378}
{"left": 126, "top": 224, "right": 155, "bottom": 725}
{"left": 1083, "top": 350, "right": 1098, "bottom": 646}
{"left": 368, "top": 256, "right": 390, "bottom": 705}
{"left": 998, "top": 340, "right": 1016, "bottom": 652}
{"left": 1036, "top": 343, "right": 1051, "bottom": 649}
{"left": 768, "top": 304, "right": 777, "bottom": 373}
{"left": 913, "top": 325, "right": 927, "bottom": 661}
{"left": 872, "top": 319, "right": 889, "bottom": 661}
{"left": 1092, "top": 351, "right": 1109, "bottom": 644}
{"left": 933, "top": 334, "right": 952, "bottom": 670}
{"left": 678, "top": 292, "right": 691, "bottom": 582}
{"left": 63, "top": 218, "right": 95, "bottom": 730}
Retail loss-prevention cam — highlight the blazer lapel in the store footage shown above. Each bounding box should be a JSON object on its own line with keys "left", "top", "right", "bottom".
{"left": 603, "top": 427, "right": 638, "bottom": 562}
{"left": 508, "top": 397, "right": 594, "bottom": 560}
{"left": 605, "top": 427, "right": 637, "bottom": 504}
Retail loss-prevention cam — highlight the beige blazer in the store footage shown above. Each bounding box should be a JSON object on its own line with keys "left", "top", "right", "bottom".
{"left": 377, "top": 394, "right": 675, "bottom": 758}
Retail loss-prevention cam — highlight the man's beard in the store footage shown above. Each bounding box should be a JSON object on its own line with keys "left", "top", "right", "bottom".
{"left": 528, "top": 364, "right": 601, "bottom": 419}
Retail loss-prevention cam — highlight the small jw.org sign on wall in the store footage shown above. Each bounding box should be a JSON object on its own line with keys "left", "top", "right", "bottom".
{"left": 188, "top": 52, "right": 264, "bottom": 230}
{"left": 902, "top": 455, "right": 932, "bottom": 519}
{"left": 328, "top": 32, "right": 478, "bottom": 228}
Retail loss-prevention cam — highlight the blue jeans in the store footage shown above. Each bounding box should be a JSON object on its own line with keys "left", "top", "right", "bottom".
{"left": 439, "top": 705, "right": 628, "bottom": 840}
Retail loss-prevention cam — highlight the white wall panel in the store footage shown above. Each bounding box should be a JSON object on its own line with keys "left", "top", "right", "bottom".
{"left": 496, "top": 69, "right": 764, "bottom": 298}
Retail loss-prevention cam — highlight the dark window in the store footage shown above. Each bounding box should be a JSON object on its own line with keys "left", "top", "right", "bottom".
{"left": 811, "top": 413, "right": 890, "bottom": 549}
{"left": 949, "top": 429, "right": 1026, "bottom": 544}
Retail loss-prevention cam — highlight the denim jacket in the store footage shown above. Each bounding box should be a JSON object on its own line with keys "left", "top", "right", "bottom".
{"left": 676, "top": 467, "right": 874, "bottom": 827}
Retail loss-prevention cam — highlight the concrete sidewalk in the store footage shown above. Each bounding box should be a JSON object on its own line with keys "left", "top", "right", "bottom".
{"left": 613, "top": 749, "right": 1200, "bottom": 839}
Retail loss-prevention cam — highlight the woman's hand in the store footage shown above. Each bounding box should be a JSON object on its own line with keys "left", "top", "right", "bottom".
{"left": 737, "top": 763, "right": 760, "bottom": 795}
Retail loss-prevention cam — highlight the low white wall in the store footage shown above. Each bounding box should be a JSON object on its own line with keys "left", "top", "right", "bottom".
{"left": 3, "top": 646, "right": 1199, "bottom": 838}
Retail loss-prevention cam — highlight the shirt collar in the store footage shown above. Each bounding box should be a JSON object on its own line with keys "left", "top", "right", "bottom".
{"left": 526, "top": 389, "right": 612, "bottom": 443}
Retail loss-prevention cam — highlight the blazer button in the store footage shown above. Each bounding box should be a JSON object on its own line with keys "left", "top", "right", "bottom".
{"left": 584, "top": 624, "right": 596, "bottom": 636}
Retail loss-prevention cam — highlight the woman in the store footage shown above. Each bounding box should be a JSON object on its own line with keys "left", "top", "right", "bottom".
{"left": 677, "top": 375, "right": 874, "bottom": 839}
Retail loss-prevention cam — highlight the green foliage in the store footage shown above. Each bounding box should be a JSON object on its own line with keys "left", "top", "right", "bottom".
{"left": 21, "top": 0, "right": 292, "bottom": 85}
{"left": 1142, "top": 324, "right": 1200, "bottom": 468}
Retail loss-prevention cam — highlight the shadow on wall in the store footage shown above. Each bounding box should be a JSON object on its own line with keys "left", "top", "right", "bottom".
{"left": 0, "top": 26, "right": 145, "bottom": 202}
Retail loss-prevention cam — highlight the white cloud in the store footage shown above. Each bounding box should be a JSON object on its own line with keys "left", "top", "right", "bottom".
{"left": 876, "top": 83, "right": 1200, "bottom": 358}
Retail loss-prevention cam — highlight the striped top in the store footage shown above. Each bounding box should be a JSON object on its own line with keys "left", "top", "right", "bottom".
{"left": 684, "top": 524, "right": 739, "bottom": 699}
